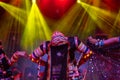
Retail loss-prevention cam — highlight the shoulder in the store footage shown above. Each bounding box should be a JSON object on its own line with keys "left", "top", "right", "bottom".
{"left": 68, "top": 36, "right": 80, "bottom": 42}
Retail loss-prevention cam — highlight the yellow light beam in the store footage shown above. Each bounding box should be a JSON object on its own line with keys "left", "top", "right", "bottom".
{"left": 113, "top": 10, "right": 120, "bottom": 27}
{"left": 32, "top": 0, "right": 36, "bottom": 4}
{"left": 110, "top": 10, "right": 120, "bottom": 35}
{"left": 53, "top": 3, "right": 83, "bottom": 34}
{"left": 52, "top": 3, "right": 96, "bottom": 39}
{"left": 21, "top": 2, "right": 52, "bottom": 51}
{"left": 25, "top": 0, "right": 32, "bottom": 13}
{"left": 78, "top": 1, "right": 118, "bottom": 34}
{"left": 0, "top": 1, "right": 27, "bottom": 25}
{"left": 77, "top": 0, "right": 81, "bottom": 3}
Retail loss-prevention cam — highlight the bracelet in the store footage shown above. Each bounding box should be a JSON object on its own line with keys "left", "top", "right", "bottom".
{"left": 95, "top": 40, "right": 104, "bottom": 47}
{"left": 95, "top": 42, "right": 99, "bottom": 46}
{"left": 99, "top": 40, "right": 104, "bottom": 47}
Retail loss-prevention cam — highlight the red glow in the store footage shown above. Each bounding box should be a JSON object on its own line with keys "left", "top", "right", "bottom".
{"left": 12, "top": 0, "right": 21, "bottom": 6}
{"left": 0, "top": 0, "right": 9, "bottom": 3}
{"left": 37, "top": 0, "right": 76, "bottom": 20}
{"left": 54, "top": 0, "right": 68, "bottom": 6}
{"left": 102, "top": 0, "right": 120, "bottom": 12}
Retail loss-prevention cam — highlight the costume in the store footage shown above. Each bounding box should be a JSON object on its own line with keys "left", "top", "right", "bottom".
{"left": 0, "top": 47, "right": 24, "bottom": 79}
{"left": 0, "top": 48, "right": 13, "bottom": 79}
{"left": 30, "top": 31, "right": 93, "bottom": 80}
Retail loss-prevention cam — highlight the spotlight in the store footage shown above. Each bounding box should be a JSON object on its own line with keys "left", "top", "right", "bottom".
{"left": 77, "top": 0, "right": 81, "bottom": 3}
{"left": 32, "top": 0, "right": 36, "bottom": 4}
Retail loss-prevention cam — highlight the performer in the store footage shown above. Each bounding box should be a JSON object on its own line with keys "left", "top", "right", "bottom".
{"left": 29, "top": 31, "right": 94, "bottom": 80}
{"left": 0, "top": 40, "right": 26, "bottom": 80}
{"left": 85, "top": 35, "right": 120, "bottom": 80}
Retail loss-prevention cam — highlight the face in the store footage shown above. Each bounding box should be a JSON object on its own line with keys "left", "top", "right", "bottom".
{"left": 51, "top": 31, "right": 65, "bottom": 38}
{"left": 51, "top": 31, "right": 67, "bottom": 46}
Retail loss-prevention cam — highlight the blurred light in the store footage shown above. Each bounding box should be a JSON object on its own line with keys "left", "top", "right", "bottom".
{"left": 77, "top": 0, "right": 81, "bottom": 3}
{"left": 79, "top": 1, "right": 117, "bottom": 35}
{"left": 0, "top": 1, "right": 26, "bottom": 25}
{"left": 32, "top": 0, "right": 36, "bottom": 4}
{"left": 21, "top": 2, "right": 52, "bottom": 52}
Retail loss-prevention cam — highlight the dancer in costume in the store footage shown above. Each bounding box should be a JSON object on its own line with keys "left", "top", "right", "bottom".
{"left": 29, "top": 31, "right": 94, "bottom": 80}
{"left": 0, "top": 40, "right": 26, "bottom": 80}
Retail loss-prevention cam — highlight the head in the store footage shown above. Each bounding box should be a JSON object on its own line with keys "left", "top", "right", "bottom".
{"left": 51, "top": 31, "right": 65, "bottom": 38}
{"left": 51, "top": 31, "right": 68, "bottom": 46}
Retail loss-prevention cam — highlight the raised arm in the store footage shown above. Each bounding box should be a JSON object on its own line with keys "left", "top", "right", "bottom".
{"left": 0, "top": 40, "right": 27, "bottom": 66}
{"left": 29, "top": 43, "right": 46, "bottom": 64}
{"left": 88, "top": 36, "right": 120, "bottom": 47}
{"left": 102, "top": 37, "right": 120, "bottom": 46}
{"left": 10, "top": 51, "right": 27, "bottom": 66}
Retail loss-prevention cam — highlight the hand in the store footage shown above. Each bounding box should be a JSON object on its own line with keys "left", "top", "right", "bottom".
{"left": 88, "top": 36, "right": 98, "bottom": 44}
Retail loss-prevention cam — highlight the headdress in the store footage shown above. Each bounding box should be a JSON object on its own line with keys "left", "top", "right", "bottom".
{"left": 51, "top": 31, "right": 68, "bottom": 46}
